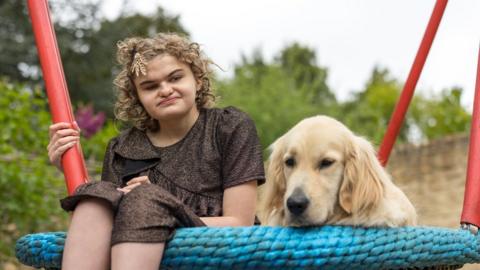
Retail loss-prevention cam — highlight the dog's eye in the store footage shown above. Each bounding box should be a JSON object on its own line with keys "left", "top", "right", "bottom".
{"left": 319, "top": 159, "right": 335, "bottom": 169}
{"left": 285, "top": 157, "right": 296, "bottom": 167}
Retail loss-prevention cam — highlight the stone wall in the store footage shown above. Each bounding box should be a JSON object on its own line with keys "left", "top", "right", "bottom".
{"left": 387, "top": 134, "right": 476, "bottom": 269}
{"left": 387, "top": 134, "right": 470, "bottom": 228}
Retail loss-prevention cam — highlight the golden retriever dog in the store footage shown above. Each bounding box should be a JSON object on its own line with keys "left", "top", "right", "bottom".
{"left": 257, "top": 116, "right": 416, "bottom": 227}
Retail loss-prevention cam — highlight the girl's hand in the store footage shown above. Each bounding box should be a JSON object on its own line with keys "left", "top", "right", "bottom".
{"left": 117, "top": 176, "right": 151, "bottom": 194}
{"left": 47, "top": 122, "right": 80, "bottom": 172}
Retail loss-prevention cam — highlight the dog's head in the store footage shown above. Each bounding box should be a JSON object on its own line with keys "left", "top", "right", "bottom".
{"left": 258, "top": 115, "right": 386, "bottom": 226}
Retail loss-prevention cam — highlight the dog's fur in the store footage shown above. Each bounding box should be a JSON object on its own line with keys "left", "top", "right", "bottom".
{"left": 257, "top": 116, "right": 417, "bottom": 227}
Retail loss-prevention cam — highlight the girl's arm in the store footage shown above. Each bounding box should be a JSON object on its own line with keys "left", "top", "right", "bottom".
{"left": 200, "top": 180, "right": 258, "bottom": 227}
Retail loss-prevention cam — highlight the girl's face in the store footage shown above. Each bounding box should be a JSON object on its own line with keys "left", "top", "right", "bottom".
{"left": 133, "top": 54, "right": 200, "bottom": 123}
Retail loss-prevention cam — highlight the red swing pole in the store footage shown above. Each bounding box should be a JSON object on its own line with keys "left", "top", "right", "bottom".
{"left": 27, "top": 0, "right": 89, "bottom": 195}
{"left": 378, "top": 0, "right": 448, "bottom": 166}
{"left": 461, "top": 47, "right": 480, "bottom": 229}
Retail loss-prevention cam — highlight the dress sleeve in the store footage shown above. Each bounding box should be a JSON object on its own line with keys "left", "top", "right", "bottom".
{"left": 218, "top": 107, "right": 266, "bottom": 189}
{"left": 59, "top": 138, "right": 123, "bottom": 212}
{"left": 100, "top": 138, "right": 122, "bottom": 185}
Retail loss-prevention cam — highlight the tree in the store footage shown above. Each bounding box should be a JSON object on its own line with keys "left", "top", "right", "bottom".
{"left": 339, "top": 68, "right": 404, "bottom": 144}
{"left": 411, "top": 87, "right": 471, "bottom": 141}
{"left": 276, "top": 43, "right": 335, "bottom": 107}
{"left": 339, "top": 67, "right": 471, "bottom": 145}
{"left": 0, "top": 0, "right": 100, "bottom": 84}
{"left": 217, "top": 46, "right": 338, "bottom": 150}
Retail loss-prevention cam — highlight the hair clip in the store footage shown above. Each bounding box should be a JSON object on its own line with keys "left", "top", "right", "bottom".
{"left": 131, "top": 52, "right": 147, "bottom": 77}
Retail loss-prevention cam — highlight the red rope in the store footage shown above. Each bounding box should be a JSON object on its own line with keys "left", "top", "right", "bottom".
{"left": 27, "top": 0, "right": 89, "bottom": 195}
{"left": 378, "top": 0, "right": 448, "bottom": 166}
{"left": 461, "top": 47, "right": 480, "bottom": 227}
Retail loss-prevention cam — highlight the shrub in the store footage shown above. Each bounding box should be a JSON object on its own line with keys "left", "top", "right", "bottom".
{"left": 0, "top": 78, "right": 67, "bottom": 262}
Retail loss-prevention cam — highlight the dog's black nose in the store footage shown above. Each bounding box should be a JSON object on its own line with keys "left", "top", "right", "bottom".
{"left": 287, "top": 190, "right": 310, "bottom": 216}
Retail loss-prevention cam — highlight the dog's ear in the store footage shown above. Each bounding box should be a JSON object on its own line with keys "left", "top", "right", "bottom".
{"left": 257, "top": 137, "right": 287, "bottom": 224}
{"left": 339, "top": 136, "right": 385, "bottom": 215}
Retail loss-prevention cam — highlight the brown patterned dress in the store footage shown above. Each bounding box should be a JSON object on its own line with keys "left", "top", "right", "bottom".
{"left": 60, "top": 106, "right": 265, "bottom": 245}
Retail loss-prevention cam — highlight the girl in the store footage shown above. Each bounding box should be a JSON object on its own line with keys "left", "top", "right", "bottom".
{"left": 47, "top": 33, "right": 265, "bottom": 270}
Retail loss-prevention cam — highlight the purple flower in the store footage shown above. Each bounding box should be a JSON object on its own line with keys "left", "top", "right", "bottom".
{"left": 74, "top": 105, "right": 106, "bottom": 139}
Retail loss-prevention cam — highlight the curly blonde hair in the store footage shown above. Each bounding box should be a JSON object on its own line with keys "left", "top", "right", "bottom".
{"left": 113, "top": 33, "right": 216, "bottom": 131}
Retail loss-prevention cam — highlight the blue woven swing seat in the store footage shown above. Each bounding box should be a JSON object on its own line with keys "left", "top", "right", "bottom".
{"left": 16, "top": 225, "right": 478, "bottom": 269}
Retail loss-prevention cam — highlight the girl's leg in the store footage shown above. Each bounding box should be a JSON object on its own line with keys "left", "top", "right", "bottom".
{"left": 62, "top": 198, "right": 114, "bottom": 270}
{"left": 111, "top": 242, "right": 164, "bottom": 270}
{"left": 109, "top": 184, "right": 205, "bottom": 270}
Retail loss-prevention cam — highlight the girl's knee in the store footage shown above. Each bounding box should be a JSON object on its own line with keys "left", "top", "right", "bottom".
{"left": 77, "top": 197, "right": 111, "bottom": 207}
{"left": 68, "top": 199, "right": 114, "bottom": 234}
{"left": 115, "top": 185, "right": 175, "bottom": 227}
{"left": 74, "top": 197, "right": 113, "bottom": 216}
{"left": 118, "top": 188, "right": 164, "bottom": 216}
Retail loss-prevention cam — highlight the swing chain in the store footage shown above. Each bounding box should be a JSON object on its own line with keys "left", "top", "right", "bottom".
{"left": 461, "top": 223, "right": 479, "bottom": 235}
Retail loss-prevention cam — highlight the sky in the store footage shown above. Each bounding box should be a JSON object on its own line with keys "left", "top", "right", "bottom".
{"left": 101, "top": 0, "right": 480, "bottom": 110}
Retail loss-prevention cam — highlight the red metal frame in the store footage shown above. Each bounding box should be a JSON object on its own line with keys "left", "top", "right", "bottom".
{"left": 27, "top": 0, "right": 89, "bottom": 195}
{"left": 378, "top": 0, "right": 448, "bottom": 166}
{"left": 461, "top": 48, "right": 480, "bottom": 227}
